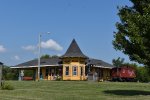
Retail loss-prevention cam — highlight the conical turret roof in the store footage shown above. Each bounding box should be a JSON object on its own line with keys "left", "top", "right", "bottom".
{"left": 61, "top": 39, "right": 88, "bottom": 58}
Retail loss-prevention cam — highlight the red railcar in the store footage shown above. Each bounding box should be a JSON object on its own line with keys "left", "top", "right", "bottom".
{"left": 111, "top": 66, "right": 136, "bottom": 81}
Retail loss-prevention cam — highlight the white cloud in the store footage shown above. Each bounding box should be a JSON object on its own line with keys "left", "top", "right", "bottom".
{"left": 57, "top": 54, "right": 62, "bottom": 56}
{"left": 41, "top": 39, "right": 63, "bottom": 51}
{"left": 22, "top": 39, "right": 63, "bottom": 54}
{"left": 22, "top": 45, "right": 37, "bottom": 55}
{"left": 14, "top": 55, "right": 20, "bottom": 60}
{"left": 0, "top": 45, "right": 6, "bottom": 53}
{"left": 22, "top": 45, "right": 37, "bottom": 51}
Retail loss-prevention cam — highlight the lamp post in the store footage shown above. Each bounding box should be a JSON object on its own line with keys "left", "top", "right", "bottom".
{"left": 37, "top": 32, "right": 50, "bottom": 81}
{"left": 0, "top": 62, "right": 3, "bottom": 86}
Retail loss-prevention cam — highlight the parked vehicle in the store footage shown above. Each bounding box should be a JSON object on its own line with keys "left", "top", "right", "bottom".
{"left": 111, "top": 66, "right": 136, "bottom": 82}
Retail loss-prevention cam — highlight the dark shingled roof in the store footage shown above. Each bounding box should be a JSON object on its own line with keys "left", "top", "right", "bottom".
{"left": 0, "top": 62, "right": 3, "bottom": 65}
{"left": 15, "top": 57, "right": 62, "bottom": 67}
{"left": 13, "top": 57, "right": 114, "bottom": 68}
{"left": 86, "top": 58, "right": 115, "bottom": 68}
{"left": 61, "top": 39, "right": 88, "bottom": 58}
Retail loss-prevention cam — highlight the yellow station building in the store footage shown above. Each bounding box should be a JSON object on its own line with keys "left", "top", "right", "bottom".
{"left": 12, "top": 39, "right": 114, "bottom": 81}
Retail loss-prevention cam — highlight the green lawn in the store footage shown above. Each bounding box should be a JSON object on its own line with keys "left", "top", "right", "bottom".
{"left": 0, "top": 81, "right": 150, "bottom": 100}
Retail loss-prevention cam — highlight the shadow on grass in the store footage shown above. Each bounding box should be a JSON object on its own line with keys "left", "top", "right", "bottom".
{"left": 103, "top": 90, "right": 150, "bottom": 96}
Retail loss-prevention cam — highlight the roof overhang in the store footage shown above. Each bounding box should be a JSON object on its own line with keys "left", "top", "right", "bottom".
{"left": 11, "top": 64, "right": 62, "bottom": 69}
{"left": 93, "top": 65, "right": 113, "bottom": 69}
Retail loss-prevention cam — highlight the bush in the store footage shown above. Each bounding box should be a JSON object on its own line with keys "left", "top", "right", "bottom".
{"left": 136, "top": 67, "right": 150, "bottom": 82}
{"left": 2, "top": 66, "right": 18, "bottom": 80}
{"left": 1, "top": 83, "right": 14, "bottom": 90}
{"left": 55, "top": 75, "right": 62, "bottom": 81}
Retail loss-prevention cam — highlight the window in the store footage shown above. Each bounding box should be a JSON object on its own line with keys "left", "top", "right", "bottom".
{"left": 73, "top": 66, "right": 77, "bottom": 76}
{"left": 65, "top": 66, "right": 69, "bottom": 75}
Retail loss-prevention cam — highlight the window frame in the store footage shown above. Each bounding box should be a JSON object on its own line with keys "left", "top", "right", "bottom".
{"left": 72, "top": 66, "right": 77, "bottom": 76}
{"left": 65, "top": 66, "right": 69, "bottom": 76}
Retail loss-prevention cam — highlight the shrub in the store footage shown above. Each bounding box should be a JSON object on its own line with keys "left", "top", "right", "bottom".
{"left": 1, "top": 83, "right": 14, "bottom": 90}
{"left": 2, "top": 66, "right": 18, "bottom": 80}
{"left": 136, "top": 67, "right": 150, "bottom": 82}
{"left": 55, "top": 75, "right": 62, "bottom": 81}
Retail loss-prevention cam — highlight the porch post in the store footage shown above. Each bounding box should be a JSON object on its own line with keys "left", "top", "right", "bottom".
{"left": 83, "top": 66, "right": 85, "bottom": 80}
{"left": 33, "top": 69, "right": 36, "bottom": 81}
{"left": 18, "top": 69, "right": 21, "bottom": 81}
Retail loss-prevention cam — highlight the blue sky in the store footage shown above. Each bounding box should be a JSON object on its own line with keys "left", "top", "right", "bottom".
{"left": 0, "top": 0, "right": 133, "bottom": 66}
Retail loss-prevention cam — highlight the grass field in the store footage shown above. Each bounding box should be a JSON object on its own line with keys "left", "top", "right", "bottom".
{"left": 0, "top": 81, "right": 150, "bottom": 100}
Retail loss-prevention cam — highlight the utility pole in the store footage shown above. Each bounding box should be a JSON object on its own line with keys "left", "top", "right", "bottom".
{"left": 0, "top": 62, "right": 3, "bottom": 86}
{"left": 38, "top": 33, "right": 41, "bottom": 81}
{"left": 37, "top": 32, "right": 51, "bottom": 81}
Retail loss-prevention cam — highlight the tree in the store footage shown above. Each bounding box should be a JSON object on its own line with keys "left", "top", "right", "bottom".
{"left": 113, "top": 0, "right": 150, "bottom": 66}
{"left": 112, "top": 57, "right": 125, "bottom": 67}
{"left": 41, "top": 54, "right": 51, "bottom": 59}
{"left": 136, "top": 67, "right": 150, "bottom": 82}
{"left": 51, "top": 55, "right": 59, "bottom": 58}
{"left": 2, "top": 66, "right": 18, "bottom": 80}
{"left": 41, "top": 54, "right": 59, "bottom": 59}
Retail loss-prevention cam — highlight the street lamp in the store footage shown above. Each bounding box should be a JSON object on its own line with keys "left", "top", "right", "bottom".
{"left": 38, "top": 32, "right": 50, "bottom": 81}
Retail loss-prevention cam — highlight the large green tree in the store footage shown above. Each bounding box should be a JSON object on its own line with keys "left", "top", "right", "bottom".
{"left": 113, "top": 0, "right": 150, "bottom": 66}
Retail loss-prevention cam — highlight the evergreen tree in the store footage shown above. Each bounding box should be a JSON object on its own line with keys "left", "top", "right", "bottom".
{"left": 112, "top": 57, "right": 125, "bottom": 67}
{"left": 113, "top": 0, "right": 150, "bottom": 66}
{"left": 41, "top": 54, "right": 59, "bottom": 59}
{"left": 41, "top": 54, "right": 51, "bottom": 59}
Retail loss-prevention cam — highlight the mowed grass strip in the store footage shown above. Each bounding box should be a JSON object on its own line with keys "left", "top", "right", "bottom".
{"left": 0, "top": 81, "right": 150, "bottom": 100}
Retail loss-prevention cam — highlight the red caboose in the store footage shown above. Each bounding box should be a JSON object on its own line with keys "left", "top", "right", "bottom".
{"left": 111, "top": 66, "right": 136, "bottom": 82}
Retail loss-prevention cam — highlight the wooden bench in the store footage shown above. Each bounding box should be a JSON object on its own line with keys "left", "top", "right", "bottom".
{"left": 23, "top": 77, "right": 33, "bottom": 80}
